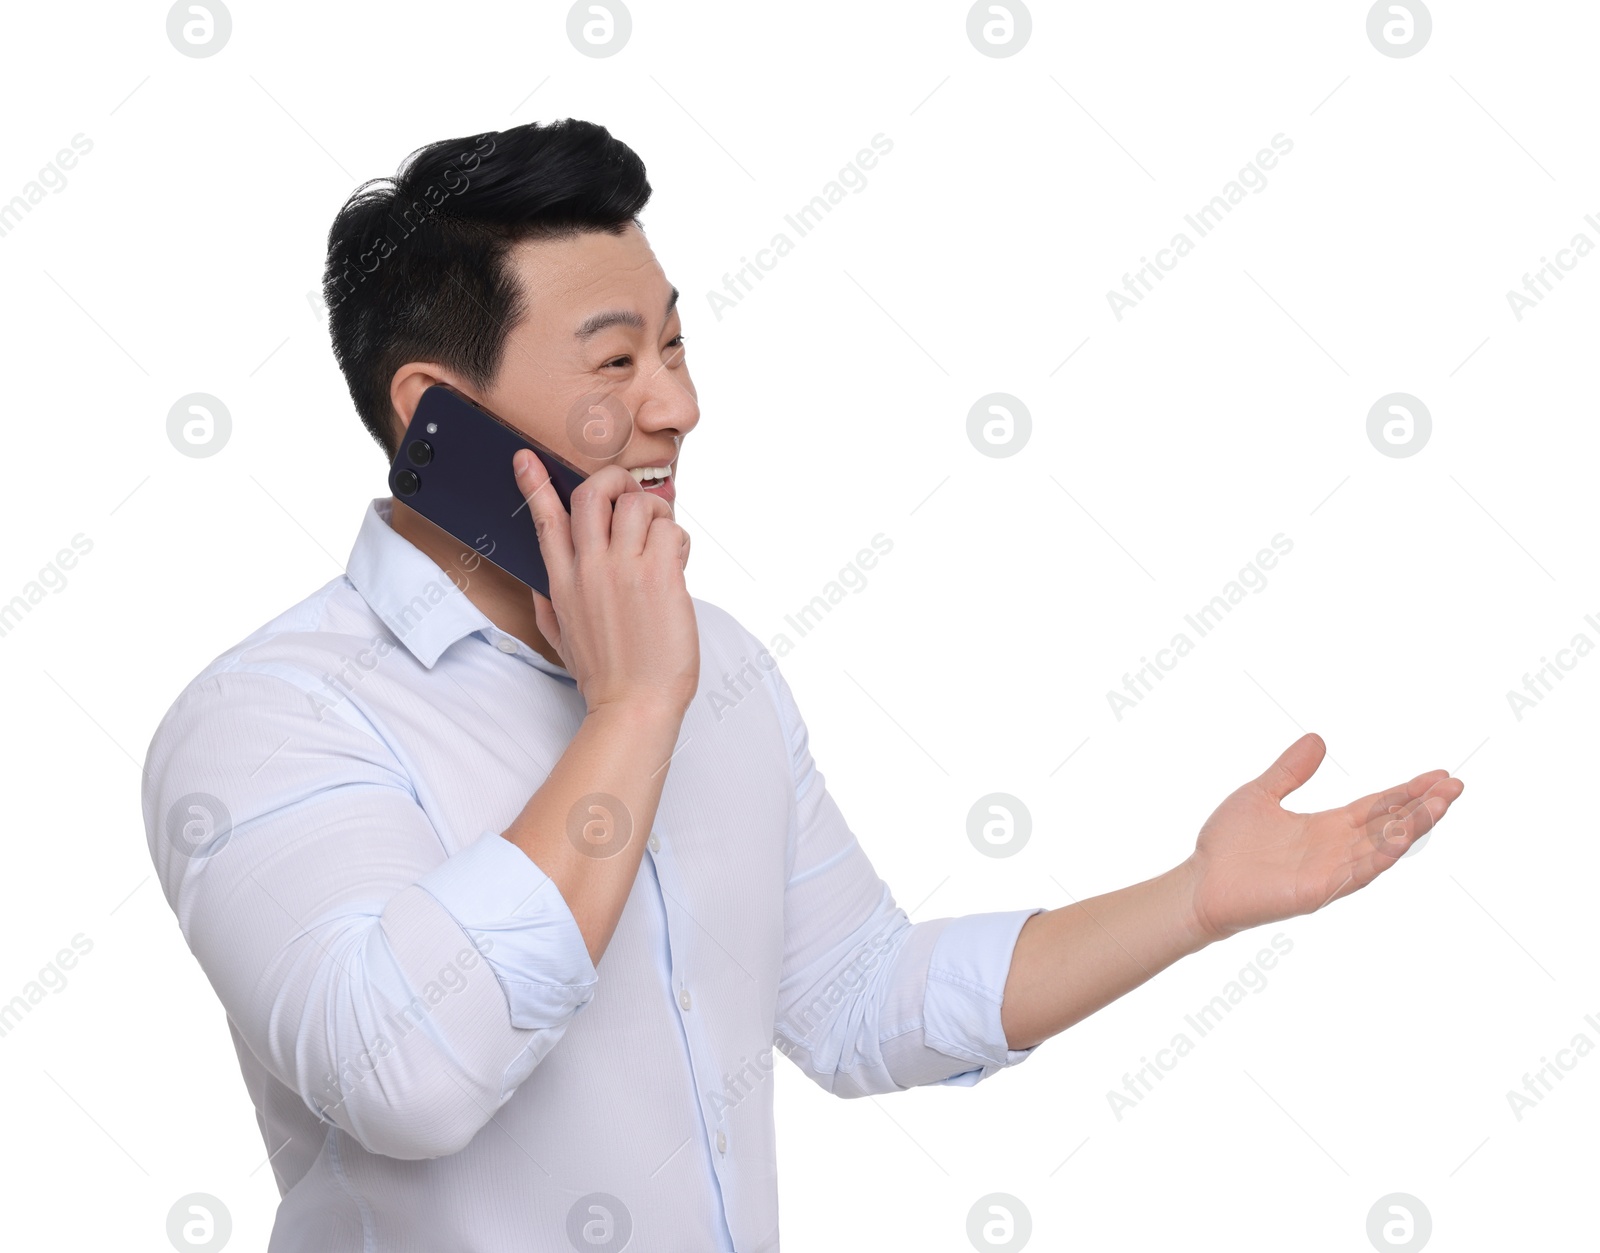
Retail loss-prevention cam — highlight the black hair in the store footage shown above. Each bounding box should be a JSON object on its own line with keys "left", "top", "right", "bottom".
{"left": 323, "top": 118, "right": 652, "bottom": 456}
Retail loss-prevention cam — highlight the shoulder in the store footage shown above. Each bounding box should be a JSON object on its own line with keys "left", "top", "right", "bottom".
{"left": 689, "top": 595, "right": 788, "bottom": 686}
{"left": 144, "top": 574, "right": 404, "bottom": 771}
{"left": 690, "top": 595, "right": 752, "bottom": 643}
{"left": 688, "top": 595, "right": 804, "bottom": 740}
{"left": 142, "top": 575, "right": 420, "bottom": 851}
{"left": 166, "top": 575, "right": 396, "bottom": 698}
{"left": 684, "top": 601, "right": 764, "bottom": 665}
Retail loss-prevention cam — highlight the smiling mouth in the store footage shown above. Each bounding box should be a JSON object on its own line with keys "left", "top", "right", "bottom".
{"left": 627, "top": 464, "right": 672, "bottom": 488}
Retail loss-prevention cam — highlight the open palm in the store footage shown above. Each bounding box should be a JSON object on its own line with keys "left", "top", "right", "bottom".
{"left": 1180, "top": 733, "right": 1464, "bottom": 944}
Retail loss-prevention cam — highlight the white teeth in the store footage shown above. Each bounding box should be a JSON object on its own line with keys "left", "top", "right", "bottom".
{"left": 628, "top": 464, "right": 672, "bottom": 484}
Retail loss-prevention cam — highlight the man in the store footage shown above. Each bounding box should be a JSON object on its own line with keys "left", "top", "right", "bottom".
{"left": 142, "top": 118, "right": 1464, "bottom": 1251}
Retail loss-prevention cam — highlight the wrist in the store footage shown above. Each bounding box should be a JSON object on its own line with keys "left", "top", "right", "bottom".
{"left": 585, "top": 693, "right": 690, "bottom": 730}
{"left": 1158, "top": 858, "right": 1220, "bottom": 955}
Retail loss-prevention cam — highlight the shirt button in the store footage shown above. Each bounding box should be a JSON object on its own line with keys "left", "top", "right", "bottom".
{"left": 678, "top": 988, "right": 691, "bottom": 1011}
{"left": 716, "top": 1130, "right": 727, "bottom": 1154}
{"left": 495, "top": 636, "right": 518, "bottom": 654}
{"left": 648, "top": 834, "right": 661, "bottom": 853}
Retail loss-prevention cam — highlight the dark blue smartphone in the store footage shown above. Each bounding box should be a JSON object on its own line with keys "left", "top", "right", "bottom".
{"left": 388, "top": 383, "right": 588, "bottom": 599}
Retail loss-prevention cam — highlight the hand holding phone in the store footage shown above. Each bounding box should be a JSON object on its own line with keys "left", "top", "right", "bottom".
{"left": 390, "top": 382, "right": 696, "bottom": 713}
{"left": 389, "top": 383, "right": 588, "bottom": 600}
{"left": 514, "top": 451, "right": 699, "bottom": 718}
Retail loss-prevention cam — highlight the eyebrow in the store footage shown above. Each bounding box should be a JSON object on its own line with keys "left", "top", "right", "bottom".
{"left": 574, "top": 286, "right": 680, "bottom": 340}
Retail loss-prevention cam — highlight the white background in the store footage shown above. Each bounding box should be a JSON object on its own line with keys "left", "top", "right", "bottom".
{"left": 1, "top": 1, "right": 1594, "bottom": 1249}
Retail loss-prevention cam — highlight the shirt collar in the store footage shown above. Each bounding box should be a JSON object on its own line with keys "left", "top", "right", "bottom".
{"left": 345, "top": 497, "right": 569, "bottom": 681}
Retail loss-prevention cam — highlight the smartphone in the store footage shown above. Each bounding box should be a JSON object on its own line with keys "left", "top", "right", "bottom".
{"left": 387, "top": 383, "right": 588, "bottom": 599}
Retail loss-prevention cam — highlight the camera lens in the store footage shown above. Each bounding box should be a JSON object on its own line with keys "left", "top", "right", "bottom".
{"left": 407, "top": 440, "right": 433, "bottom": 467}
{"left": 394, "top": 469, "right": 420, "bottom": 497}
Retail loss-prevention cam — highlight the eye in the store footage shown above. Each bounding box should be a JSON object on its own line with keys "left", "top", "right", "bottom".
{"left": 602, "top": 335, "right": 686, "bottom": 370}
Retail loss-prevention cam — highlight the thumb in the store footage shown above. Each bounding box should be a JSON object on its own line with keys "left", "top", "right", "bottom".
{"left": 1255, "top": 732, "right": 1326, "bottom": 802}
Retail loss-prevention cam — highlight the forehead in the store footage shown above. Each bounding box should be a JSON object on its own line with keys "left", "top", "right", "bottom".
{"left": 506, "top": 226, "right": 669, "bottom": 326}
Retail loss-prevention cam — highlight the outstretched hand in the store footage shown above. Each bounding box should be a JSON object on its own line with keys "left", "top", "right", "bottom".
{"left": 1177, "top": 733, "right": 1464, "bottom": 945}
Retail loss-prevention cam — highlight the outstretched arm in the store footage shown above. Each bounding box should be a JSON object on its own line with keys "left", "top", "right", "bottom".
{"left": 999, "top": 733, "right": 1464, "bottom": 1051}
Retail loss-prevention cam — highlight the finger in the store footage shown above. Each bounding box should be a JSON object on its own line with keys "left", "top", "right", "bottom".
{"left": 609, "top": 488, "right": 674, "bottom": 556}
{"left": 530, "top": 589, "right": 562, "bottom": 653}
{"left": 680, "top": 528, "right": 691, "bottom": 571}
{"left": 1255, "top": 732, "right": 1326, "bottom": 802}
{"left": 514, "top": 450, "right": 574, "bottom": 592}
{"left": 568, "top": 464, "right": 641, "bottom": 559}
{"left": 1366, "top": 776, "right": 1463, "bottom": 856}
{"left": 1345, "top": 768, "right": 1450, "bottom": 824}
{"left": 644, "top": 516, "right": 688, "bottom": 573}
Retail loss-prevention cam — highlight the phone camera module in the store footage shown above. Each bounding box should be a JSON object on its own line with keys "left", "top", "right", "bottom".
{"left": 394, "top": 468, "right": 421, "bottom": 497}
{"left": 407, "top": 440, "right": 433, "bottom": 467}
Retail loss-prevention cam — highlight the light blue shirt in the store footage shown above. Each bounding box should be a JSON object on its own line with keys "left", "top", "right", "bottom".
{"left": 142, "top": 497, "right": 1041, "bottom": 1252}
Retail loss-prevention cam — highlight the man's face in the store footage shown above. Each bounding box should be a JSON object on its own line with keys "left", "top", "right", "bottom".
{"left": 408, "top": 223, "right": 697, "bottom": 504}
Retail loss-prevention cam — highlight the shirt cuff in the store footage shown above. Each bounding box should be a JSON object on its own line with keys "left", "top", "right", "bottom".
{"left": 417, "top": 832, "right": 599, "bottom": 1030}
{"left": 923, "top": 907, "right": 1045, "bottom": 1086}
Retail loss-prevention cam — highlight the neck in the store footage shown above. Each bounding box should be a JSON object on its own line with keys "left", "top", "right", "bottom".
{"left": 389, "top": 499, "right": 566, "bottom": 671}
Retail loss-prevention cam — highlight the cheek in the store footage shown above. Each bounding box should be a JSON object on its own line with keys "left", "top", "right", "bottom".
{"left": 562, "top": 388, "right": 636, "bottom": 464}
{"left": 485, "top": 361, "right": 601, "bottom": 454}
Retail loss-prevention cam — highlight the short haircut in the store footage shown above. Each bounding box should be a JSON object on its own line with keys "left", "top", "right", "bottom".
{"left": 323, "top": 118, "right": 651, "bottom": 456}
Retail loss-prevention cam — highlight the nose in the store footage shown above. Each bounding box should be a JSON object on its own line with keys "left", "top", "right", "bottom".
{"left": 632, "top": 353, "right": 699, "bottom": 449}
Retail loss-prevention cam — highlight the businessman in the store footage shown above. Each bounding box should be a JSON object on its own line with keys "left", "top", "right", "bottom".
{"left": 142, "top": 118, "right": 1464, "bottom": 1252}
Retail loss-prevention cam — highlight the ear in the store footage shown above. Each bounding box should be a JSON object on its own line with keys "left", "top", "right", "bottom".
{"left": 388, "top": 361, "right": 471, "bottom": 448}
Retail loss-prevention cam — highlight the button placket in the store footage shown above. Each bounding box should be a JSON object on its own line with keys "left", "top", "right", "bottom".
{"left": 652, "top": 836, "right": 726, "bottom": 1177}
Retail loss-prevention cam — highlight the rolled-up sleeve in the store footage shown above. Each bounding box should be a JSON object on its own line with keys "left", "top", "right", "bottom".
{"left": 761, "top": 649, "right": 1044, "bottom": 1096}
{"left": 416, "top": 831, "right": 598, "bottom": 1029}
{"left": 920, "top": 908, "right": 1042, "bottom": 1086}
{"left": 142, "top": 666, "right": 597, "bottom": 1161}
